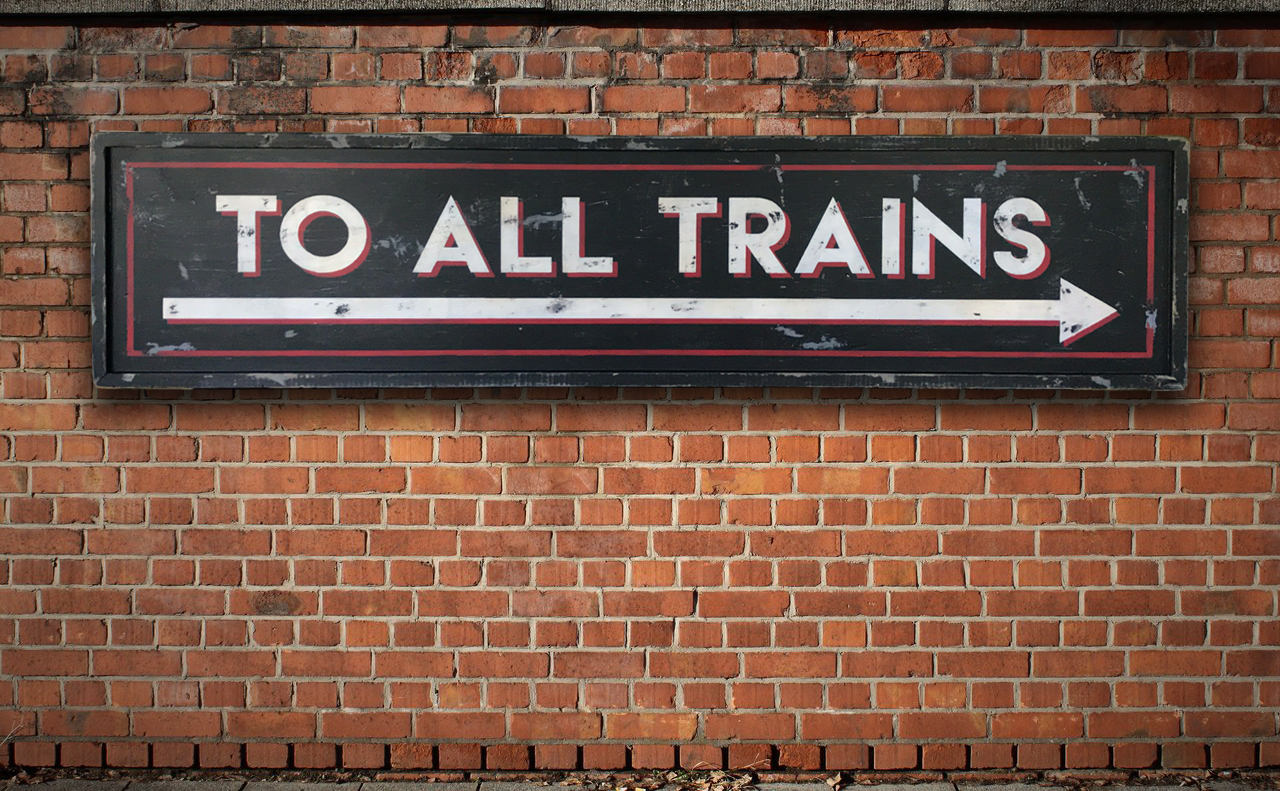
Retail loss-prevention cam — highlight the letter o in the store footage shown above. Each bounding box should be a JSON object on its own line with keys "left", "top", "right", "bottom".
{"left": 279, "top": 195, "right": 370, "bottom": 277}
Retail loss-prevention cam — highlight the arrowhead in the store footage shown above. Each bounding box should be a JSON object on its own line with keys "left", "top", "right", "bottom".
{"left": 1057, "top": 278, "right": 1119, "bottom": 345}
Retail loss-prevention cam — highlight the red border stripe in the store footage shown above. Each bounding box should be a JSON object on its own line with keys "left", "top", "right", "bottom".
{"left": 125, "top": 160, "right": 1158, "bottom": 361}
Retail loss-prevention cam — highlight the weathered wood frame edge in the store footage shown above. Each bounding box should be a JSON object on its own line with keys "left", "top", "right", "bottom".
{"left": 90, "top": 132, "right": 1189, "bottom": 391}
{"left": 5, "top": 0, "right": 1280, "bottom": 13}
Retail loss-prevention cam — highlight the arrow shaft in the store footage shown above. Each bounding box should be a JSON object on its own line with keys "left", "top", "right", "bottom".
{"left": 163, "top": 296, "right": 1062, "bottom": 325}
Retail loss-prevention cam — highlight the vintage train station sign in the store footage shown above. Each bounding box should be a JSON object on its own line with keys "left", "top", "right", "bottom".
{"left": 92, "top": 134, "right": 1187, "bottom": 389}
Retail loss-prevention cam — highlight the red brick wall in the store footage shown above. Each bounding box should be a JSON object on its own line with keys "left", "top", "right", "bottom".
{"left": 1, "top": 15, "right": 1279, "bottom": 774}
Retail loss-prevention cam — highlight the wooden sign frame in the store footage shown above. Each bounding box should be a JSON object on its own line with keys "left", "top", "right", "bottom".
{"left": 92, "top": 133, "right": 1188, "bottom": 389}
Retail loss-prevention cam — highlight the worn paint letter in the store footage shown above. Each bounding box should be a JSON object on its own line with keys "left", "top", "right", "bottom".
{"left": 912, "top": 197, "right": 986, "bottom": 279}
{"left": 561, "top": 197, "right": 616, "bottom": 276}
{"left": 881, "top": 198, "right": 905, "bottom": 279}
{"left": 658, "top": 197, "right": 719, "bottom": 277}
{"left": 500, "top": 197, "right": 555, "bottom": 277}
{"left": 992, "top": 197, "right": 1051, "bottom": 279}
{"left": 216, "top": 194, "right": 280, "bottom": 277}
{"left": 794, "top": 198, "right": 873, "bottom": 278}
{"left": 278, "top": 195, "right": 370, "bottom": 278}
{"left": 414, "top": 196, "right": 493, "bottom": 277}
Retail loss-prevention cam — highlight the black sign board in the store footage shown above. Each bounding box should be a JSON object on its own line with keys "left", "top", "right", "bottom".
{"left": 92, "top": 133, "right": 1187, "bottom": 389}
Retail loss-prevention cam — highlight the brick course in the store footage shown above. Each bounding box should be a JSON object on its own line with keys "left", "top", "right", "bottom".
{"left": 0, "top": 15, "right": 1279, "bottom": 772}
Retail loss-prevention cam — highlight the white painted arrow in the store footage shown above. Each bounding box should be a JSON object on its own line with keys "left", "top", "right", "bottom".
{"left": 163, "top": 277, "right": 1118, "bottom": 346}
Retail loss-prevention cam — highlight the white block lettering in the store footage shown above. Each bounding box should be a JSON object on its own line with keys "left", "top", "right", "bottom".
{"left": 216, "top": 194, "right": 280, "bottom": 277}
{"left": 912, "top": 197, "right": 986, "bottom": 279}
{"left": 414, "top": 195, "right": 493, "bottom": 277}
{"left": 500, "top": 197, "right": 555, "bottom": 277}
{"left": 561, "top": 197, "right": 616, "bottom": 276}
{"left": 728, "top": 197, "right": 790, "bottom": 278}
{"left": 278, "top": 195, "right": 370, "bottom": 278}
{"left": 993, "top": 197, "right": 1051, "bottom": 279}
{"left": 658, "top": 197, "right": 720, "bottom": 277}
{"left": 881, "top": 198, "right": 905, "bottom": 278}
{"left": 794, "top": 198, "right": 872, "bottom": 278}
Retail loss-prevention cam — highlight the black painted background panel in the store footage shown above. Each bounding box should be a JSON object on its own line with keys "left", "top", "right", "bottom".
{"left": 91, "top": 134, "right": 1187, "bottom": 389}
